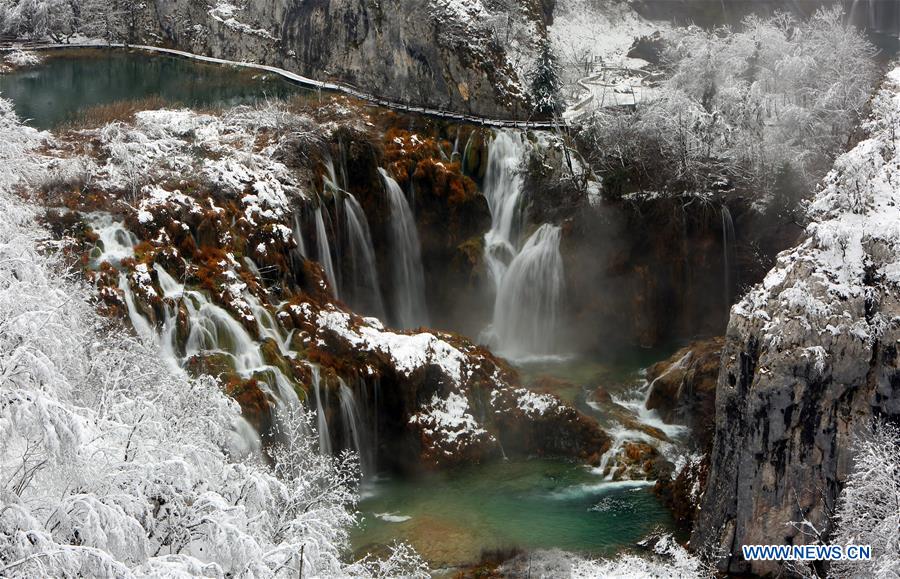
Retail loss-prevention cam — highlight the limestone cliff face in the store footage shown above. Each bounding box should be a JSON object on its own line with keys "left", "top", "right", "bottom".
{"left": 693, "top": 69, "right": 900, "bottom": 575}
{"left": 132, "top": 0, "right": 537, "bottom": 117}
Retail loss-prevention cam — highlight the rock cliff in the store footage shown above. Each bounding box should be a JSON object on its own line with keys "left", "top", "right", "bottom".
{"left": 693, "top": 68, "right": 900, "bottom": 575}
{"left": 127, "top": 0, "right": 545, "bottom": 117}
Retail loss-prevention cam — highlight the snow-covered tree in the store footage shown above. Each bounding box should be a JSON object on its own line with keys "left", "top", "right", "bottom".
{"left": 497, "top": 534, "right": 711, "bottom": 578}
{"left": 0, "top": 97, "right": 427, "bottom": 578}
{"left": 830, "top": 421, "right": 900, "bottom": 578}
{"left": 529, "top": 38, "right": 563, "bottom": 117}
{"left": 579, "top": 7, "right": 877, "bottom": 200}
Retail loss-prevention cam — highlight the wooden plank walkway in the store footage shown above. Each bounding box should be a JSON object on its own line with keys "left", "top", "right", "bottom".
{"left": 1, "top": 42, "right": 564, "bottom": 129}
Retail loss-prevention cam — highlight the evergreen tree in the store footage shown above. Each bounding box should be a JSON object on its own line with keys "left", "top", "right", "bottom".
{"left": 529, "top": 39, "right": 563, "bottom": 117}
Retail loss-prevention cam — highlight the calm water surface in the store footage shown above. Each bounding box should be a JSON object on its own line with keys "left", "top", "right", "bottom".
{"left": 353, "top": 459, "right": 671, "bottom": 569}
{"left": 0, "top": 49, "right": 307, "bottom": 129}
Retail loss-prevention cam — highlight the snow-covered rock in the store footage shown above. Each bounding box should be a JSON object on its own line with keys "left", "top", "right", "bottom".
{"left": 695, "top": 66, "right": 900, "bottom": 575}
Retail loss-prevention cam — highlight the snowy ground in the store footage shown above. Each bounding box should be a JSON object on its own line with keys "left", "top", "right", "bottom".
{"left": 549, "top": 0, "right": 660, "bottom": 120}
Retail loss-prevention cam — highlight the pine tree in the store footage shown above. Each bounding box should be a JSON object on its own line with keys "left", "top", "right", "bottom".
{"left": 529, "top": 39, "right": 563, "bottom": 117}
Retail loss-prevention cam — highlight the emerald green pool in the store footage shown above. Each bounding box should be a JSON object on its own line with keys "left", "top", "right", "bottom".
{"left": 0, "top": 49, "right": 305, "bottom": 129}
{"left": 353, "top": 354, "right": 680, "bottom": 570}
{"left": 352, "top": 459, "right": 670, "bottom": 570}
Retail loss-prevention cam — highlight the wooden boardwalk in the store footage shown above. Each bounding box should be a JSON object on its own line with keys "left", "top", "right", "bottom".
{"left": 1, "top": 42, "right": 564, "bottom": 129}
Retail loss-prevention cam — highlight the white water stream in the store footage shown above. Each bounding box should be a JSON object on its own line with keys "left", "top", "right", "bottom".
{"left": 481, "top": 132, "right": 566, "bottom": 359}
{"left": 379, "top": 168, "right": 428, "bottom": 329}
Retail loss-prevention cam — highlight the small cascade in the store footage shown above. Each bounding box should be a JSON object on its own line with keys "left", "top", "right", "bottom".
{"left": 145, "top": 267, "right": 302, "bottom": 412}
{"left": 314, "top": 204, "right": 339, "bottom": 296}
{"left": 91, "top": 216, "right": 137, "bottom": 268}
{"left": 119, "top": 264, "right": 268, "bottom": 456}
{"left": 323, "top": 155, "right": 340, "bottom": 191}
{"left": 338, "top": 381, "right": 374, "bottom": 477}
{"left": 118, "top": 273, "right": 155, "bottom": 343}
{"left": 291, "top": 213, "right": 308, "bottom": 259}
{"left": 720, "top": 204, "right": 735, "bottom": 307}
{"left": 595, "top": 428, "right": 634, "bottom": 481}
{"left": 462, "top": 131, "right": 476, "bottom": 173}
{"left": 246, "top": 293, "right": 294, "bottom": 355}
{"left": 184, "top": 298, "right": 265, "bottom": 370}
{"left": 491, "top": 224, "right": 565, "bottom": 359}
{"left": 482, "top": 132, "right": 528, "bottom": 288}
{"left": 379, "top": 168, "right": 428, "bottom": 328}
{"left": 310, "top": 366, "right": 332, "bottom": 456}
{"left": 341, "top": 193, "right": 386, "bottom": 319}
{"left": 154, "top": 263, "right": 184, "bottom": 298}
{"left": 152, "top": 263, "right": 184, "bottom": 366}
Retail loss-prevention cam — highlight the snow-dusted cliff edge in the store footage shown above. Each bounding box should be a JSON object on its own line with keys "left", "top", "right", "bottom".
{"left": 132, "top": 0, "right": 541, "bottom": 118}
{"left": 693, "top": 66, "right": 900, "bottom": 575}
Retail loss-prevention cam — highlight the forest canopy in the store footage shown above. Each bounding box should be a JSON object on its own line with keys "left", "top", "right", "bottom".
{"left": 577, "top": 7, "right": 878, "bottom": 204}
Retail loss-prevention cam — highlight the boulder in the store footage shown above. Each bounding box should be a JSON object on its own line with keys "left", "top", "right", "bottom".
{"left": 645, "top": 336, "right": 723, "bottom": 448}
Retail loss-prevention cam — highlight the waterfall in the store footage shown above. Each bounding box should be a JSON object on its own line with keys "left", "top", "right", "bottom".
{"left": 152, "top": 263, "right": 184, "bottom": 366}
{"left": 491, "top": 224, "right": 565, "bottom": 359}
{"left": 246, "top": 293, "right": 294, "bottom": 355}
{"left": 310, "top": 366, "right": 332, "bottom": 456}
{"left": 174, "top": 281, "right": 301, "bottom": 410}
{"left": 120, "top": 264, "right": 268, "bottom": 455}
{"left": 482, "top": 132, "right": 528, "bottom": 289}
{"left": 338, "top": 381, "right": 373, "bottom": 477}
{"left": 479, "top": 132, "right": 567, "bottom": 359}
{"left": 323, "top": 155, "right": 339, "bottom": 191}
{"left": 314, "top": 204, "right": 339, "bottom": 296}
{"left": 379, "top": 168, "right": 428, "bottom": 328}
{"left": 118, "top": 273, "right": 155, "bottom": 343}
{"left": 342, "top": 193, "right": 386, "bottom": 319}
{"left": 291, "top": 213, "right": 308, "bottom": 259}
{"left": 721, "top": 205, "right": 735, "bottom": 308}
{"left": 91, "top": 216, "right": 137, "bottom": 268}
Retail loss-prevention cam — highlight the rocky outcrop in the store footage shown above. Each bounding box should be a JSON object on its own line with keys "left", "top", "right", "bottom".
{"left": 126, "top": 0, "right": 543, "bottom": 117}
{"left": 382, "top": 126, "right": 494, "bottom": 333}
{"left": 42, "top": 101, "right": 610, "bottom": 472}
{"left": 654, "top": 454, "right": 708, "bottom": 530}
{"left": 646, "top": 336, "right": 723, "bottom": 448}
{"left": 693, "top": 69, "right": 900, "bottom": 575}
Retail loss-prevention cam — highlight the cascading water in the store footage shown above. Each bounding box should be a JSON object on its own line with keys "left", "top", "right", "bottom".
{"left": 481, "top": 133, "right": 566, "bottom": 359}
{"left": 314, "top": 204, "right": 339, "bottom": 296}
{"left": 339, "top": 381, "right": 374, "bottom": 477}
{"left": 721, "top": 205, "right": 735, "bottom": 307}
{"left": 482, "top": 132, "right": 528, "bottom": 289}
{"left": 313, "top": 157, "right": 385, "bottom": 318}
{"left": 310, "top": 366, "right": 332, "bottom": 456}
{"left": 121, "top": 262, "right": 303, "bottom": 413}
{"left": 118, "top": 264, "right": 274, "bottom": 456}
{"left": 342, "top": 193, "right": 386, "bottom": 319}
{"left": 152, "top": 263, "right": 184, "bottom": 366}
{"left": 118, "top": 273, "right": 155, "bottom": 343}
{"left": 291, "top": 213, "right": 308, "bottom": 259}
{"left": 491, "top": 224, "right": 565, "bottom": 359}
{"left": 91, "top": 215, "right": 137, "bottom": 268}
{"left": 379, "top": 168, "right": 428, "bottom": 329}
{"left": 246, "top": 293, "right": 295, "bottom": 355}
